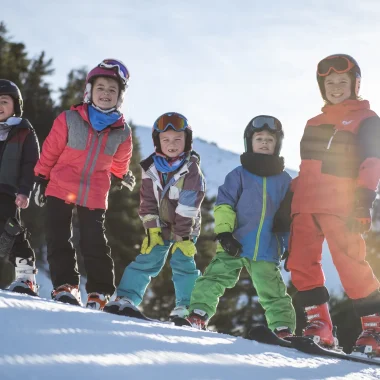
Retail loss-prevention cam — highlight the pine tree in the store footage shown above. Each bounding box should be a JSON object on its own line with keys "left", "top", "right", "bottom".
{"left": 106, "top": 122, "right": 144, "bottom": 284}
{"left": 0, "top": 23, "right": 57, "bottom": 286}
{"left": 58, "top": 68, "right": 87, "bottom": 111}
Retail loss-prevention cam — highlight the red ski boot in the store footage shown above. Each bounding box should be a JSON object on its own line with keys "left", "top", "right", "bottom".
{"left": 187, "top": 309, "right": 209, "bottom": 330}
{"left": 303, "top": 303, "right": 337, "bottom": 347}
{"left": 354, "top": 314, "right": 380, "bottom": 357}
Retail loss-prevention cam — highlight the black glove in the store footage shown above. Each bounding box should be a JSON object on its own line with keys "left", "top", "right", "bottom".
{"left": 216, "top": 232, "right": 242, "bottom": 257}
{"left": 112, "top": 171, "right": 136, "bottom": 191}
{"left": 33, "top": 175, "right": 49, "bottom": 207}
{"left": 281, "top": 250, "right": 290, "bottom": 272}
{"left": 347, "top": 188, "right": 376, "bottom": 234}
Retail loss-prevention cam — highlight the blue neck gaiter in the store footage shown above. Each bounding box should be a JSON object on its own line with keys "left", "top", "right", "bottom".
{"left": 88, "top": 104, "right": 121, "bottom": 131}
{"left": 152, "top": 153, "right": 187, "bottom": 173}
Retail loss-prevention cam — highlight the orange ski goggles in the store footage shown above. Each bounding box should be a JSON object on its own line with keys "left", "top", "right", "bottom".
{"left": 317, "top": 55, "right": 355, "bottom": 77}
{"left": 153, "top": 112, "right": 189, "bottom": 132}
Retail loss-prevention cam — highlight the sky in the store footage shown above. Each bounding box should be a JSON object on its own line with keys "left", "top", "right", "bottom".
{"left": 4, "top": 0, "right": 380, "bottom": 170}
{"left": 2, "top": 288, "right": 380, "bottom": 380}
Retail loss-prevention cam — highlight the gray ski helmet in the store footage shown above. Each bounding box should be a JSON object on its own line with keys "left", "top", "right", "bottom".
{"left": 316, "top": 54, "right": 361, "bottom": 101}
{"left": 0, "top": 80, "right": 23, "bottom": 117}
{"left": 243, "top": 115, "right": 284, "bottom": 155}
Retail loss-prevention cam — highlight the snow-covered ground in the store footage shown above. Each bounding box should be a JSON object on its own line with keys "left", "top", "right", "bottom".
{"left": 1, "top": 289, "right": 379, "bottom": 380}
{"left": 134, "top": 125, "right": 344, "bottom": 297}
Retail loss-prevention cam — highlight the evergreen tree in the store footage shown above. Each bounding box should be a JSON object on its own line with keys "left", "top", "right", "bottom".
{"left": 58, "top": 68, "right": 87, "bottom": 112}
{"left": 106, "top": 122, "right": 144, "bottom": 284}
{"left": 0, "top": 23, "right": 56, "bottom": 287}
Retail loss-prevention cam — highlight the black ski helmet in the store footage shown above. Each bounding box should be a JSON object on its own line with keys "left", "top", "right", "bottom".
{"left": 152, "top": 112, "right": 193, "bottom": 154}
{"left": 316, "top": 54, "right": 361, "bottom": 102}
{"left": 243, "top": 115, "right": 284, "bottom": 156}
{"left": 0, "top": 80, "right": 23, "bottom": 117}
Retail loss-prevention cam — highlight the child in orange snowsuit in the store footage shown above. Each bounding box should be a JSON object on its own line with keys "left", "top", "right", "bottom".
{"left": 288, "top": 54, "right": 380, "bottom": 354}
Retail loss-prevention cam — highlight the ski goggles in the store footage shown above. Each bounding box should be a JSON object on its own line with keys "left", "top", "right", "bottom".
{"left": 317, "top": 55, "right": 355, "bottom": 77}
{"left": 153, "top": 113, "right": 189, "bottom": 132}
{"left": 248, "top": 115, "right": 282, "bottom": 133}
{"left": 99, "top": 58, "right": 130, "bottom": 85}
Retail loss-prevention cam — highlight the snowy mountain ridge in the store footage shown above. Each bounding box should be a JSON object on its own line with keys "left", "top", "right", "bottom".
{"left": 134, "top": 125, "right": 298, "bottom": 195}
{"left": 1, "top": 289, "right": 379, "bottom": 380}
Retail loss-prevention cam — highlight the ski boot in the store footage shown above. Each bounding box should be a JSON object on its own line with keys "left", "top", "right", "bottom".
{"left": 7, "top": 257, "right": 38, "bottom": 296}
{"left": 186, "top": 309, "right": 209, "bottom": 330}
{"left": 86, "top": 292, "right": 110, "bottom": 311}
{"left": 353, "top": 314, "right": 380, "bottom": 357}
{"left": 52, "top": 284, "right": 81, "bottom": 306}
{"left": 274, "top": 326, "right": 294, "bottom": 339}
{"left": 169, "top": 305, "right": 189, "bottom": 320}
{"left": 303, "top": 303, "right": 338, "bottom": 348}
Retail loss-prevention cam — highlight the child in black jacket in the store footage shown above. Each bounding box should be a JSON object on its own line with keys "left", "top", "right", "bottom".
{"left": 0, "top": 80, "right": 40, "bottom": 295}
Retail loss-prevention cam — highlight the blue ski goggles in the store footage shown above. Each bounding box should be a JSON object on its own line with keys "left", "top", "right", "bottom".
{"left": 99, "top": 58, "right": 130, "bottom": 85}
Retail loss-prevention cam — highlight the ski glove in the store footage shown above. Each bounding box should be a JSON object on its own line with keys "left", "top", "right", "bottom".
{"left": 347, "top": 188, "right": 376, "bottom": 234}
{"left": 216, "top": 232, "right": 242, "bottom": 257}
{"left": 140, "top": 227, "right": 164, "bottom": 254}
{"left": 112, "top": 171, "right": 136, "bottom": 191}
{"left": 33, "top": 175, "right": 49, "bottom": 207}
{"left": 170, "top": 240, "right": 197, "bottom": 257}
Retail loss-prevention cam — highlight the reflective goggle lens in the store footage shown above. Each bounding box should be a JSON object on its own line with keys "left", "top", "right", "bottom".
{"left": 250, "top": 116, "right": 282, "bottom": 132}
{"left": 99, "top": 58, "right": 130, "bottom": 83}
{"left": 317, "top": 56, "right": 354, "bottom": 77}
{"left": 154, "top": 113, "right": 188, "bottom": 132}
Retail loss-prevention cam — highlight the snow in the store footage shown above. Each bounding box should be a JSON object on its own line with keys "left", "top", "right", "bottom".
{"left": 1, "top": 289, "right": 379, "bottom": 380}
{"left": 134, "top": 125, "right": 344, "bottom": 296}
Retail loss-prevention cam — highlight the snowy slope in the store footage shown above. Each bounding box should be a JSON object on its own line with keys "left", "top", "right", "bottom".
{"left": 1, "top": 290, "right": 379, "bottom": 380}
{"left": 134, "top": 125, "right": 344, "bottom": 296}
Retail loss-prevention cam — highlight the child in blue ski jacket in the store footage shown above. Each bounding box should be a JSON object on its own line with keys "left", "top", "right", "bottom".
{"left": 185, "top": 115, "right": 296, "bottom": 337}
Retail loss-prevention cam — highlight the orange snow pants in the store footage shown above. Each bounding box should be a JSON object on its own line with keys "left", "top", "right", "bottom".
{"left": 288, "top": 213, "right": 379, "bottom": 300}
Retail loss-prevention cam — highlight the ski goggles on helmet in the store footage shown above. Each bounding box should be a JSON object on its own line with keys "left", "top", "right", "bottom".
{"left": 317, "top": 55, "right": 355, "bottom": 77}
{"left": 248, "top": 115, "right": 282, "bottom": 133}
{"left": 153, "top": 112, "right": 189, "bottom": 133}
{"left": 98, "top": 58, "right": 130, "bottom": 85}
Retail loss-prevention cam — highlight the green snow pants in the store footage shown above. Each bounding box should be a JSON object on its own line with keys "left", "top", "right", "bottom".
{"left": 189, "top": 251, "right": 296, "bottom": 332}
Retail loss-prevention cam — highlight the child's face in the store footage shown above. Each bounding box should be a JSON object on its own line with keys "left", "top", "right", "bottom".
{"left": 0, "top": 95, "right": 14, "bottom": 122}
{"left": 324, "top": 72, "right": 352, "bottom": 105}
{"left": 92, "top": 77, "right": 119, "bottom": 110}
{"left": 159, "top": 129, "right": 186, "bottom": 158}
{"left": 251, "top": 130, "right": 276, "bottom": 155}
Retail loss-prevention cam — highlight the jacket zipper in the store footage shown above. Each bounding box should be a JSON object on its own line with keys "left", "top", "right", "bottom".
{"left": 253, "top": 177, "right": 267, "bottom": 261}
{"left": 326, "top": 129, "right": 337, "bottom": 150}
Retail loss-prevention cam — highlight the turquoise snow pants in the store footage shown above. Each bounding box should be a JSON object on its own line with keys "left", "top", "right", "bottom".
{"left": 189, "top": 251, "right": 296, "bottom": 332}
{"left": 117, "top": 241, "right": 201, "bottom": 306}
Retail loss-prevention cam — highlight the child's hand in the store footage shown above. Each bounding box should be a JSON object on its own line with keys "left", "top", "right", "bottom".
{"left": 170, "top": 240, "right": 197, "bottom": 257}
{"left": 215, "top": 232, "right": 242, "bottom": 257}
{"left": 140, "top": 227, "right": 164, "bottom": 254}
{"left": 15, "top": 194, "right": 29, "bottom": 209}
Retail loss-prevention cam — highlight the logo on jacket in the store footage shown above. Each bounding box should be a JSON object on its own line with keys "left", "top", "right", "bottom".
{"left": 342, "top": 120, "right": 353, "bottom": 125}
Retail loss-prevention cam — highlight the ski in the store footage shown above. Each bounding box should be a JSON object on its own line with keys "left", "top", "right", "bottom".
{"left": 8, "top": 286, "right": 38, "bottom": 297}
{"left": 118, "top": 305, "right": 159, "bottom": 321}
{"left": 289, "top": 336, "right": 380, "bottom": 367}
{"left": 171, "top": 316, "right": 193, "bottom": 327}
{"left": 247, "top": 325, "right": 292, "bottom": 347}
{"left": 248, "top": 325, "right": 380, "bottom": 367}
